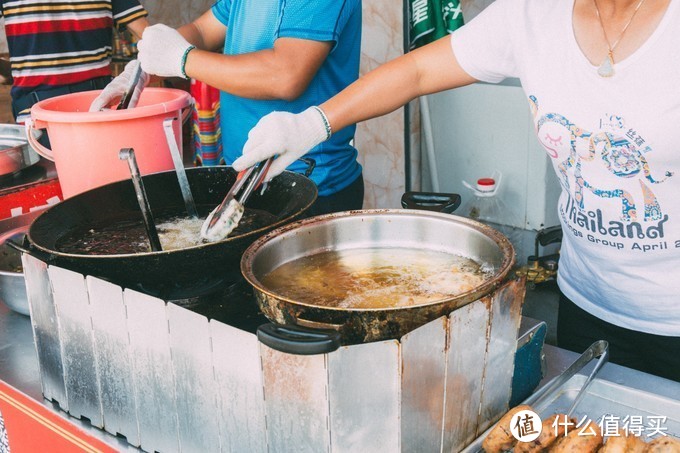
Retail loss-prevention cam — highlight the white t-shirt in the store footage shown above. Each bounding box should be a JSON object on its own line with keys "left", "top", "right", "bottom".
{"left": 451, "top": 0, "right": 680, "bottom": 336}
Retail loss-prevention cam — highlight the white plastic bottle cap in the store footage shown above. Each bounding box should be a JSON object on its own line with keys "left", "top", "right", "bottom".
{"left": 476, "top": 178, "right": 496, "bottom": 192}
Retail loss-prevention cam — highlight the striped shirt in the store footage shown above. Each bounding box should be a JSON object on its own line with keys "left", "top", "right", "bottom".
{"left": 1, "top": 0, "right": 147, "bottom": 103}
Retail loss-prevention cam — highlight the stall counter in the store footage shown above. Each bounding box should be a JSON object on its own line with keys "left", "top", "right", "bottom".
{"left": 1, "top": 303, "right": 679, "bottom": 452}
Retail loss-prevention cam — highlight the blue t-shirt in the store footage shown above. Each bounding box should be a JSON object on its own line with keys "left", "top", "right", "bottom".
{"left": 211, "top": 0, "right": 362, "bottom": 197}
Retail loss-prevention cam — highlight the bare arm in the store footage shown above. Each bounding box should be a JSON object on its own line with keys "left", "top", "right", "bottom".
{"left": 178, "top": 10, "right": 226, "bottom": 52}
{"left": 177, "top": 10, "right": 331, "bottom": 101}
{"left": 184, "top": 38, "right": 331, "bottom": 101}
{"left": 125, "top": 16, "right": 150, "bottom": 39}
{"left": 0, "top": 58, "right": 12, "bottom": 85}
{"left": 322, "top": 36, "right": 478, "bottom": 132}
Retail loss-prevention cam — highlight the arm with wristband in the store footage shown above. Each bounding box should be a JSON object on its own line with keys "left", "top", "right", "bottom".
{"left": 233, "top": 37, "right": 478, "bottom": 179}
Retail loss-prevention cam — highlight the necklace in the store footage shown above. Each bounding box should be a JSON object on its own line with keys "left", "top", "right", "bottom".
{"left": 593, "top": 0, "right": 647, "bottom": 77}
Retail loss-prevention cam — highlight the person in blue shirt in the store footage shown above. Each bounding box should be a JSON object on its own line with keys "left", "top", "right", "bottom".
{"left": 92, "top": 0, "right": 363, "bottom": 216}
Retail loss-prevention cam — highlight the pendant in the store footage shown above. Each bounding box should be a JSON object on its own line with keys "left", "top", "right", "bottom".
{"left": 597, "top": 51, "right": 615, "bottom": 77}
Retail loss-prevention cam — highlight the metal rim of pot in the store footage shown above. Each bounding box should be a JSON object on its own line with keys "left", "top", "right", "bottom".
{"left": 26, "top": 167, "right": 317, "bottom": 260}
{"left": 242, "top": 208, "right": 518, "bottom": 352}
{"left": 241, "top": 208, "right": 515, "bottom": 314}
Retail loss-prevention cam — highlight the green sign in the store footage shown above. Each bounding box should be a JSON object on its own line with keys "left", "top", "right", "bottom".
{"left": 409, "top": 0, "right": 464, "bottom": 49}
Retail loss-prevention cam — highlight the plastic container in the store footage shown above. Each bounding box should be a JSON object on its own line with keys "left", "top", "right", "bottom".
{"left": 191, "top": 79, "right": 223, "bottom": 166}
{"left": 26, "top": 88, "right": 192, "bottom": 198}
{"left": 460, "top": 173, "right": 523, "bottom": 260}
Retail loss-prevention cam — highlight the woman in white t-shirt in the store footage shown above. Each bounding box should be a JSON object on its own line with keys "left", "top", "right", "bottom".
{"left": 233, "top": 0, "right": 680, "bottom": 381}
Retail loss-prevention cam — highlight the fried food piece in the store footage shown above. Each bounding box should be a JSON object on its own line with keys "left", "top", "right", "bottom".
{"left": 628, "top": 435, "right": 649, "bottom": 453}
{"left": 644, "top": 436, "right": 680, "bottom": 453}
{"left": 549, "top": 418, "right": 603, "bottom": 453}
{"left": 200, "top": 199, "right": 244, "bottom": 242}
{"left": 515, "top": 414, "right": 572, "bottom": 453}
{"left": 600, "top": 431, "right": 647, "bottom": 453}
{"left": 482, "top": 404, "right": 534, "bottom": 453}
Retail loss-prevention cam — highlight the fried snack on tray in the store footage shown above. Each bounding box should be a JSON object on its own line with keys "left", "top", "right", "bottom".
{"left": 549, "top": 418, "right": 603, "bottom": 453}
{"left": 482, "top": 405, "right": 534, "bottom": 453}
{"left": 599, "top": 430, "right": 646, "bottom": 453}
{"left": 644, "top": 436, "right": 680, "bottom": 453}
{"left": 480, "top": 407, "right": 680, "bottom": 453}
{"left": 515, "top": 414, "right": 573, "bottom": 453}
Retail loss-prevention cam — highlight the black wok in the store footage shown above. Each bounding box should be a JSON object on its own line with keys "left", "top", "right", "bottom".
{"left": 21, "top": 166, "right": 317, "bottom": 297}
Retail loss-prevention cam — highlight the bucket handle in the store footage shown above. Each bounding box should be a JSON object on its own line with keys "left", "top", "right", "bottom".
{"left": 181, "top": 96, "right": 194, "bottom": 124}
{"left": 24, "top": 118, "right": 54, "bottom": 161}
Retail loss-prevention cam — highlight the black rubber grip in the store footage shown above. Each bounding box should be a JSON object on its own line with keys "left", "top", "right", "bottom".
{"left": 537, "top": 225, "right": 563, "bottom": 247}
{"left": 401, "top": 191, "right": 461, "bottom": 214}
{"left": 257, "top": 323, "right": 341, "bottom": 355}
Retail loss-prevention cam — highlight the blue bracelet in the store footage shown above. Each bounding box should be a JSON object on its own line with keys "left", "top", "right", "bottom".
{"left": 180, "top": 45, "right": 195, "bottom": 80}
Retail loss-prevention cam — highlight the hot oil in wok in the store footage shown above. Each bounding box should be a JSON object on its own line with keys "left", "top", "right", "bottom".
{"left": 56, "top": 207, "right": 277, "bottom": 255}
{"left": 260, "top": 248, "right": 494, "bottom": 309}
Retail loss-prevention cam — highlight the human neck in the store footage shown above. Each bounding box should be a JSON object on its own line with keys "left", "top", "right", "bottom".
{"left": 594, "top": 0, "right": 647, "bottom": 18}
{"left": 572, "top": 0, "right": 670, "bottom": 68}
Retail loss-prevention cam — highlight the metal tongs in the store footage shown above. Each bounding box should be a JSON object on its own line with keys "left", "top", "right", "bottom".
{"left": 460, "top": 340, "right": 610, "bottom": 453}
{"left": 116, "top": 60, "right": 142, "bottom": 110}
{"left": 200, "top": 158, "right": 274, "bottom": 242}
{"left": 524, "top": 340, "right": 610, "bottom": 416}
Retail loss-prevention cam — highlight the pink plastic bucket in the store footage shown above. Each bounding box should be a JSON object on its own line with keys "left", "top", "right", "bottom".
{"left": 27, "top": 88, "right": 192, "bottom": 198}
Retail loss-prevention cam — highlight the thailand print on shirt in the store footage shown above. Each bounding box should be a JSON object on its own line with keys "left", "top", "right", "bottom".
{"left": 529, "top": 95, "right": 674, "bottom": 254}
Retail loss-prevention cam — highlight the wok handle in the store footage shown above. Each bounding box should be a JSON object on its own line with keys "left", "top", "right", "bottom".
{"left": 257, "top": 323, "right": 341, "bottom": 355}
{"left": 536, "top": 225, "right": 563, "bottom": 247}
{"left": 297, "top": 157, "right": 316, "bottom": 177}
{"left": 401, "top": 191, "right": 461, "bottom": 214}
{"left": 6, "top": 238, "right": 53, "bottom": 263}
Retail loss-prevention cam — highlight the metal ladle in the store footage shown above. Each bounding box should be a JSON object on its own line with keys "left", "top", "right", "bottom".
{"left": 163, "top": 118, "right": 198, "bottom": 218}
{"left": 118, "top": 148, "right": 162, "bottom": 252}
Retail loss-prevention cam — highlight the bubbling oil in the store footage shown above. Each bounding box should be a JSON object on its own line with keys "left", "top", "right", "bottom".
{"left": 260, "top": 247, "right": 494, "bottom": 309}
{"left": 156, "top": 216, "right": 207, "bottom": 250}
{"left": 57, "top": 208, "right": 277, "bottom": 255}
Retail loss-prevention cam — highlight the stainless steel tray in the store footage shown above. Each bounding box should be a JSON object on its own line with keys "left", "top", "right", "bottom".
{"left": 463, "top": 374, "right": 680, "bottom": 452}
{"left": 0, "top": 124, "right": 40, "bottom": 177}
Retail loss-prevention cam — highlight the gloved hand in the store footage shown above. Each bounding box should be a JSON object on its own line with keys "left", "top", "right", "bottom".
{"left": 232, "top": 107, "right": 331, "bottom": 179}
{"left": 137, "top": 24, "right": 194, "bottom": 78}
{"left": 89, "top": 60, "right": 149, "bottom": 111}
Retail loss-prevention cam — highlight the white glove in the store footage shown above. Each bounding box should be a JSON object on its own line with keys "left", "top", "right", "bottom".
{"left": 137, "top": 24, "right": 193, "bottom": 78}
{"left": 89, "top": 60, "right": 149, "bottom": 111}
{"left": 233, "top": 107, "right": 330, "bottom": 179}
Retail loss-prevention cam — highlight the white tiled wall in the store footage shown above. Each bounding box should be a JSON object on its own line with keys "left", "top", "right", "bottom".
{"left": 356, "top": 0, "right": 417, "bottom": 208}
{"left": 142, "top": 0, "right": 213, "bottom": 27}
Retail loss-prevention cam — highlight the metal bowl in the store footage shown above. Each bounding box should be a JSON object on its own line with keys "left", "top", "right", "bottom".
{"left": 0, "top": 211, "right": 43, "bottom": 316}
{"left": 0, "top": 123, "right": 40, "bottom": 177}
{"left": 0, "top": 227, "right": 29, "bottom": 316}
